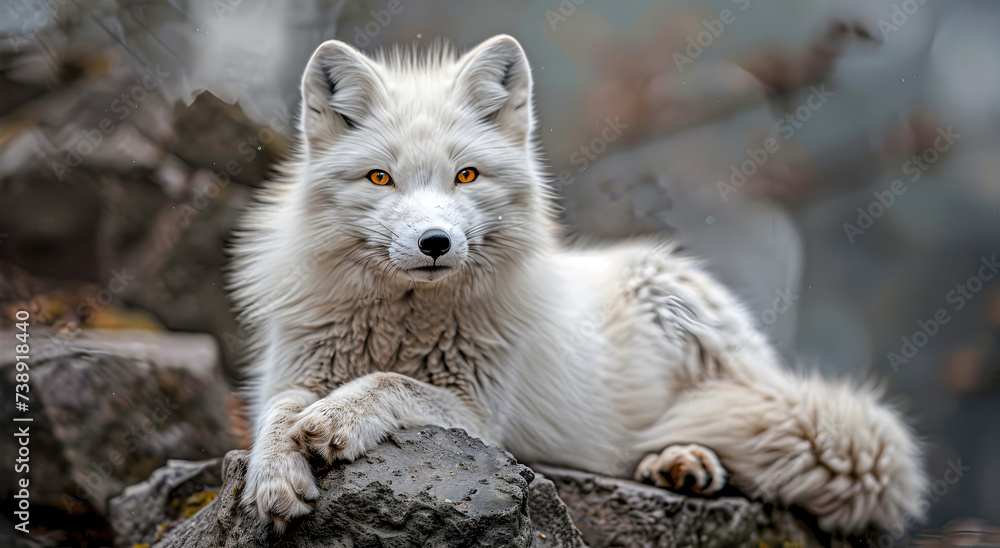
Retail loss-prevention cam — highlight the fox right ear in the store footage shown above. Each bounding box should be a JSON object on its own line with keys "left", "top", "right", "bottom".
{"left": 455, "top": 35, "right": 534, "bottom": 144}
{"left": 299, "top": 40, "right": 384, "bottom": 147}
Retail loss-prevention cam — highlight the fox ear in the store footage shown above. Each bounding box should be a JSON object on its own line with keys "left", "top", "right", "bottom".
{"left": 455, "top": 35, "right": 534, "bottom": 143}
{"left": 299, "top": 40, "right": 384, "bottom": 147}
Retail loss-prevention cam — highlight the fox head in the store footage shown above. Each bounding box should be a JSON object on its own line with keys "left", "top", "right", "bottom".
{"left": 292, "top": 35, "right": 558, "bottom": 291}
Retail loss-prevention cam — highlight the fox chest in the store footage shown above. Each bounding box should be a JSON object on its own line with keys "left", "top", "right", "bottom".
{"left": 302, "top": 300, "right": 490, "bottom": 391}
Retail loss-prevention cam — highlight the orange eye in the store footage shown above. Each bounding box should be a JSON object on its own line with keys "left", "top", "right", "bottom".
{"left": 455, "top": 167, "right": 479, "bottom": 184}
{"left": 366, "top": 169, "right": 393, "bottom": 186}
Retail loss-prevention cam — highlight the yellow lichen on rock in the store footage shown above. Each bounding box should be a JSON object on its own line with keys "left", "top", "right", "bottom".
{"left": 182, "top": 491, "right": 219, "bottom": 519}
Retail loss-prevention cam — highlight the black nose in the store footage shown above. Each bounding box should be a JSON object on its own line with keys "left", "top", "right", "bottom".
{"left": 418, "top": 229, "right": 451, "bottom": 260}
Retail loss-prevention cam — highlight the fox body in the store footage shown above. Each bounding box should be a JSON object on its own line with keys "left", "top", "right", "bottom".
{"left": 228, "top": 35, "right": 927, "bottom": 535}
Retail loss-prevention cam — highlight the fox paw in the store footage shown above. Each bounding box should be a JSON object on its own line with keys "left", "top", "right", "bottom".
{"left": 289, "top": 396, "right": 392, "bottom": 464}
{"left": 242, "top": 448, "right": 319, "bottom": 533}
{"left": 634, "top": 443, "right": 727, "bottom": 495}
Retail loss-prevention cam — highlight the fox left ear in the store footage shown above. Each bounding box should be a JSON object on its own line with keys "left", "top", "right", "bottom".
{"left": 299, "top": 40, "right": 385, "bottom": 149}
{"left": 455, "top": 35, "right": 534, "bottom": 144}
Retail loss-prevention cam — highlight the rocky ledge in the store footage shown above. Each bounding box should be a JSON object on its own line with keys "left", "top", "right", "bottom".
{"left": 111, "top": 426, "right": 585, "bottom": 548}
{"left": 111, "top": 426, "right": 855, "bottom": 547}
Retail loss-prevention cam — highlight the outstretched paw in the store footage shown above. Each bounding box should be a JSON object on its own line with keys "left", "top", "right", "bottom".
{"left": 242, "top": 449, "right": 319, "bottom": 533}
{"left": 289, "top": 396, "right": 393, "bottom": 464}
{"left": 634, "top": 443, "right": 727, "bottom": 495}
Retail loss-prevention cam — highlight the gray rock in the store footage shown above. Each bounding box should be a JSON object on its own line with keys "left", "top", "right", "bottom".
{"left": 0, "top": 329, "right": 233, "bottom": 518}
{"left": 531, "top": 464, "right": 826, "bottom": 548}
{"left": 527, "top": 474, "right": 588, "bottom": 548}
{"left": 114, "top": 427, "right": 854, "bottom": 547}
{"left": 108, "top": 457, "right": 223, "bottom": 548}
{"left": 113, "top": 426, "right": 589, "bottom": 548}
{"left": 156, "top": 426, "right": 544, "bottom": 547}
{"left": 0, "top": 515, "right": 47, "bottom": 548}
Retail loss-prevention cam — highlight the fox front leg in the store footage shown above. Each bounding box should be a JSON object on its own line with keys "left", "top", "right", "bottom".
{"left": 243, "top": 373, "right": 488, "bottom": 531}
{"left": 289, "top": 372, "right": 491, "bottom": 463}
{"left": 242, "top": 388, "right": 322, "bottom": 533}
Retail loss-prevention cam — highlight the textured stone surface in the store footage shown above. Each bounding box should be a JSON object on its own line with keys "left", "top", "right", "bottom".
{"left": 156, "top": 427, "right": 544, "bottom": 547}
{"left": 114, "top": 426, "right": 589, "bottom": 548}
{"left": 532, "top": 465, "right": 761, "bottom": 548}
{"left": 530, "top": 464, "right": 847, "bottom": 548}
{"left": 0, "top": 329, "right": 233, "bottom": 519}
{"left": 110, "top": 426, "right": 892, "bottom": 548}
{"left": 113, "top": 427, "right": 869, "bottom": 547}
{"left": 527, "top": 474, "right": 588, "bottom": 548}
{"left": 108, "top": 457, "right": 223, "bottom": 548}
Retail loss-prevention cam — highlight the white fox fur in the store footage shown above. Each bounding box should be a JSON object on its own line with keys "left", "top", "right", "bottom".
{"left": 227, "top": 35, "right": 927, "bottom": 535}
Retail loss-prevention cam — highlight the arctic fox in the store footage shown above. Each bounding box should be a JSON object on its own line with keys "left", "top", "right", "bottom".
{"left": 228, "top": 35, "right": 927, "bottom": 535}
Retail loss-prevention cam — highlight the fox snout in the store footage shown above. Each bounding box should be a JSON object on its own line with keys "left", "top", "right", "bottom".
{"left": 418, "top": 229, "right": 451, "bottom": 259}
{"left": 383, "top": 212, "right": 469, "bottom": 283}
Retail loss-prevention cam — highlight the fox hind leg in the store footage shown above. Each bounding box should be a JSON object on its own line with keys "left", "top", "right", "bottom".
{"left": 634, "top": 376, "right": 927, "bottom": 533}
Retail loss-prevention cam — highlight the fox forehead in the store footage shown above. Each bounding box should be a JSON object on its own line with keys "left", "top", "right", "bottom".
{"left": 367, "top": 115, "right": 479, "bottom": 162}
{"left": 370, "top": 59, "right": 467, "bottom": 117}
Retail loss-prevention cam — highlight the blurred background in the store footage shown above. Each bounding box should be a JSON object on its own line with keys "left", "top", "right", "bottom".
{"left": 1, "top": 0, "right": 998, "bottom": 545}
